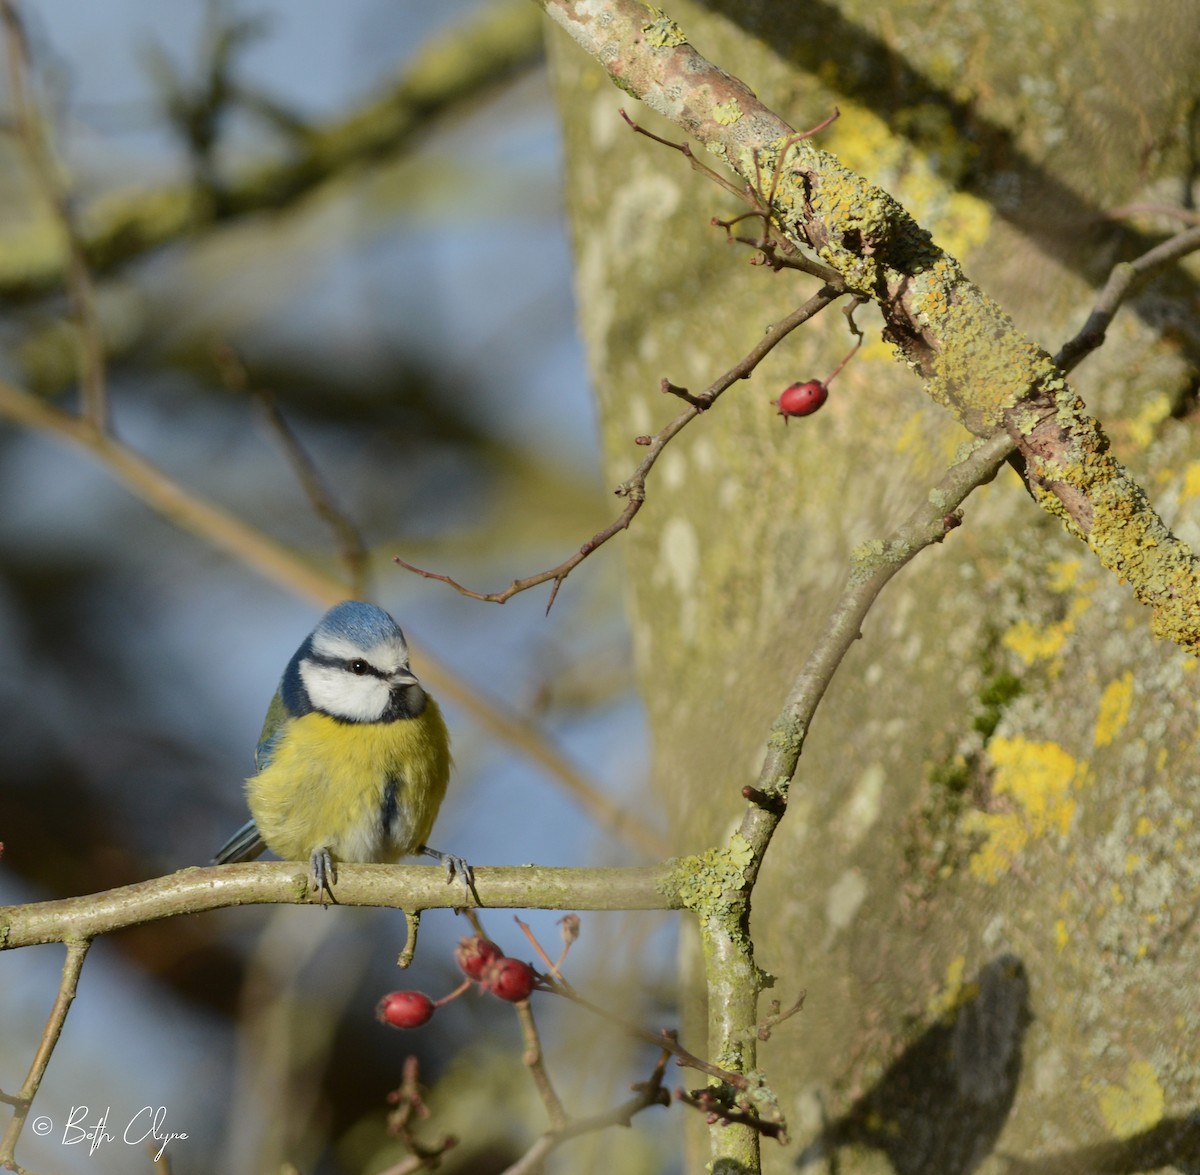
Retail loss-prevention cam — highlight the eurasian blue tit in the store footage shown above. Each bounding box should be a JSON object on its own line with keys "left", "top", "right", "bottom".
{"left": 213, "top": 600, "right": 468, "bottom": 901}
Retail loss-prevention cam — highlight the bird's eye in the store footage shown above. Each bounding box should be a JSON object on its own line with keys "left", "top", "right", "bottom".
{"left": 348, "top": 659, "right": 370, "bottom": 676}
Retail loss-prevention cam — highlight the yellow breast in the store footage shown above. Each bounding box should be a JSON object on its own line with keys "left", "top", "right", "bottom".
{"left": 246, "top": 698, "right": 451, "bottom": 866}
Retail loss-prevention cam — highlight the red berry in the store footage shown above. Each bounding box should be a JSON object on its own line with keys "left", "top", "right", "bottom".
{"left": 455, "top": 936, "right": 503, "bottom": 981}
{"left": 485, "top": 957, "right": 536, "bottom": 1003}
{"left": 773, "top": 380, "right": 828, "bottom": 421}
{"left": 377, "top": 990, "right": 436, "bottom": 1029}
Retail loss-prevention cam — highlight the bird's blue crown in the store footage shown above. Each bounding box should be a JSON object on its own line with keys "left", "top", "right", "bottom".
{"left": 315, "top": 600, "right": 405, "bottom": 648}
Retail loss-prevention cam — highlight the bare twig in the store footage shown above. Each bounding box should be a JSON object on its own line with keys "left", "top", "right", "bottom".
{"left": 501, "top": 1049, "right": 672, "bottom": 1175}
{"left": 619, "top": 107, "right": 748, "bottom": 201}
{"left": 1, "top": 0, "right": 108, "bottom": 429}
{"left": 515, "top": 999, "right": 569, "bottom": 1129}
{"left": 1054, "top": 222, "right": 1200, "bottom": 372}
{"left": 396, "top": 284, "right": 844, "bottom": 608}
{"left": 377, "top": 1057, "right": 457, "bottom": 1175}
{"left": 396, "top": 909, "right": 421, "bottom": 970}
{"left": 512, "top": 918, "right": 749, "bottom": 1090}
{"left": 676, "top": 1086, "right": 788, "bottom": 1142}
{"left": 1107, "top": 203, "right": 1200, "bottom": 226}
{"left": 756, "top": 991, "right": 806, "bottom": 1041}
{"left": 0, "top": 939, "right": 91, "bottom": 1168}
{"left": 214, "top": 344, "right": 370, "bottom": 598}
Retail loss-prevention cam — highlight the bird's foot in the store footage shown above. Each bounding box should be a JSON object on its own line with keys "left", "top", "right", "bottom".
{"left": 310, "top": 847, "right": 338, "bottom": 906}
{"left": 420, "top": 845, "right": 475, "bottom": 900}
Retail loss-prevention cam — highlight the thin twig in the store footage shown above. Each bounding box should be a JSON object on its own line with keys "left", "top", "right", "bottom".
{"left": 396, "top": 909, "right": 421, "bottom": 969}
{"left": 1054, "top": 222, "right": 1200, "bottom": 372}
{"left": 511, "top": 916, "right": 749, "bottom": 1088}
{"left": 515, "top": 999, "right": 569, "bottom": 1129}
{"left": 396, "top": 284, "right": 844, "bottom": 608}
{"left": 1, "top": 0, "right": 109, "bottom": 430}
{"left": 214, "top": 344, "right": 370, "bottom": 597}
{"left": 500, "top": 1049, "right": 672, "bottom": 1175}
{"left": 1106, "top": 203, "right": 1200, "bottom": 226}
{"left": 756, "top": 991, "right": 806, "bottom": 1041}
{"left": 376, "top": 1057, "right": 457, "bottom": 1175}
{"left": 676, "top": 1087, "right": 788, "bottom": 1142}
{"left": 0, "top": 939, "right": 91, "bottom": 1167}
{"left": 619, "top": 107, "right": 748, "bottom": 201}
{"left": 739, "top": 430, "right": 1016, "bottom": 856}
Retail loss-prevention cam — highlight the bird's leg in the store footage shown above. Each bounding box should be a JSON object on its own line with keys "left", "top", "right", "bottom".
{"left": 310, "top": 847, "right": 338, "bottom": 906}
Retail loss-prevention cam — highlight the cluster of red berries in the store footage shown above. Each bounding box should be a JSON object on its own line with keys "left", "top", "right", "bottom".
{"left": 377, "top": 936, "right": 538, "bottom": 1030}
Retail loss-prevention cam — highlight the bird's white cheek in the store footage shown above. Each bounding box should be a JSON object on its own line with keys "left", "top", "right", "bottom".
{"left": 300, "top": 662, "right": 388, "bottom": 721}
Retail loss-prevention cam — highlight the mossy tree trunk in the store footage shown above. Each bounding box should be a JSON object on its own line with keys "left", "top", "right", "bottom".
{"left": 547, "top": 1, "right": 1200, "bottom": 1171}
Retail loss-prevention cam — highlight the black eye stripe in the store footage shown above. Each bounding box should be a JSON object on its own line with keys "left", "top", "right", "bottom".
{"left": 309, "top": 653, "right": 388, "bottom": 679}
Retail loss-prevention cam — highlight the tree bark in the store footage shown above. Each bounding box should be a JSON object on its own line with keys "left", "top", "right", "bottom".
{"left": 547, "top": 1, "right": 1200, "bottom": 1170}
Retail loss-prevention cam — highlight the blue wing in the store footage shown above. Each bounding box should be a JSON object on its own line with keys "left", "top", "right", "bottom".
{"left": 212, "top": 685, "right": 293, "bottom": 865}
{"left": 254, "top": 686, "right": 293, "bottom": 771}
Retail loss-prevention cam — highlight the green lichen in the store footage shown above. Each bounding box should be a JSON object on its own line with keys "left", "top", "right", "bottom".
{"left": 849, "top": 536, "right": 915, "bottom": 586}
{"left": 766, "top": 712, "right": 805, "bottom": 756}
{"left": 661, "top": 834, "right": 755, "bottom": 914}
{"left": 641, "top": 8, "right": 687, "bottom": 48}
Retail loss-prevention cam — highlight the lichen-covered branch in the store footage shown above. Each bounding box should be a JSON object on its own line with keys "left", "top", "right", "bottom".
{"left": 535, "top": 0, "right": 1200, "bottom": 651}
{"left": 653, "top": 432, "right": 1017, "bottom": 1170}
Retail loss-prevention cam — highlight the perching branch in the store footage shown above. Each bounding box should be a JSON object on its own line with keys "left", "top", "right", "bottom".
{"left": 0, "top": 864, "right": 678, "bottom": 951}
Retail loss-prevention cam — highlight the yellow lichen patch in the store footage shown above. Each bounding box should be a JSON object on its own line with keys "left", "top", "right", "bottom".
{"left": 935, "top": 190, "right": 992, "bottom": 260}
{"left": 1094, "top": 1061, "right": 1165, "bottom": 1139}
{"left": 926, "top": 954, "right": 970, "bottom": 1019}
{"left": 1094, "top": 671, "right": 1134, "bottom": 747}
{"left": 1054, "top": 918, "right": 1069, "bottom": 951}
{"left": 1002, "top": 619, "right": 1067, "bottom": 664}
{"left": 712, "top": 99, "right": 742, "bottom": 125}
{"left": 640, "top": 8, "right": 687, "bottom": 48}
{"left": 1046, "top": 558, "right": 1082, "bottom": 593}
{"left": 1001, "top": 597, "right": 1091, "bottom": 671}
{"left": 965, "top": 737, "right": 1083, "bottom": 883}
{"left": 1128, "top": 393, "right": 1172, "bottom": 450}
{"left": 1181, "top": 462, "right": 1200, "bottom": 503}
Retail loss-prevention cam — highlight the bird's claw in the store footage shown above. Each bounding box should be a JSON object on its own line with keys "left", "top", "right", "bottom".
{"left": 420, "top": 846, "right": 475, "bottom": 899}
{"left": 310, "top": 847, "right": 338, "bottom": 906}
